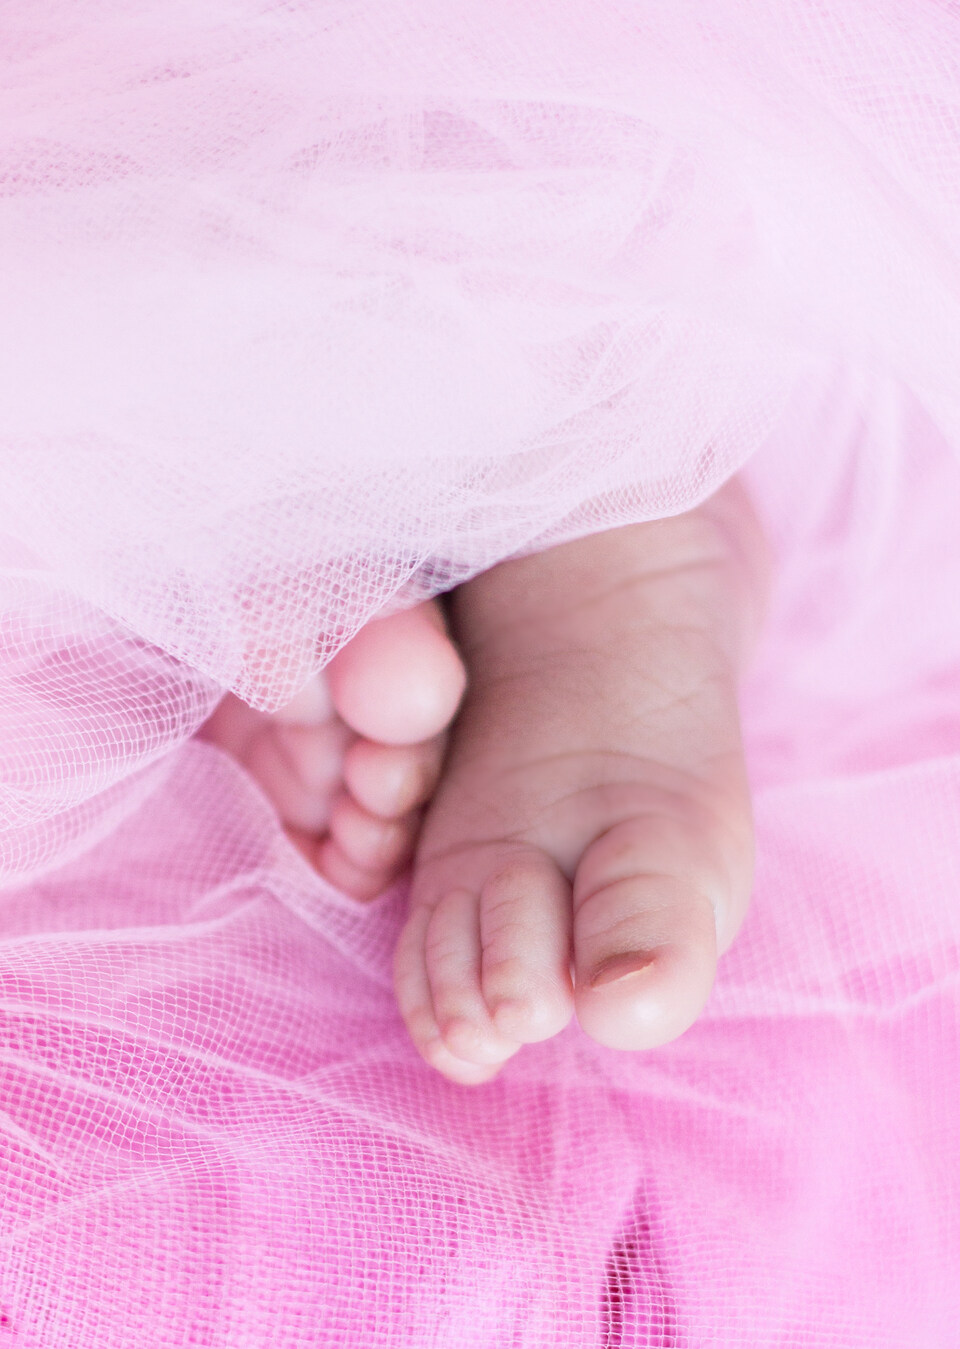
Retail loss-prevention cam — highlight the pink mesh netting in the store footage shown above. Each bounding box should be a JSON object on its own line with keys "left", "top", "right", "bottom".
{"left": 1, "top": 2, "right": 960, "bottom": 1343}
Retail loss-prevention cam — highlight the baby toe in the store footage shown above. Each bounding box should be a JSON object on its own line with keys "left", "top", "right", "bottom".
{"left": 572, "top": 811, "right": 747, "bottom": 1052}
{"left": 477, "top": 855, "right": 574, "bottom": 1044}
{"left": 395, "top": 897, "right": 519, "bottom": 1082}
{"left": 424, "top": 889, "right": 524, "bottom": 1066}
{"left": 272, "top": 672, "right": 335, "bottom": 725}
{"left": 245, "top": 721, "right": 347, "bottom": 833}
{"left": 274, "top": 721, "right": 353, "bottom": 793}
{"left": 328, "top": 791, "right": 420, "bottom": 875}
{"left": 343, "top": 735, "right": 446, "bottom": 819}
{"left": 315, "top": 836, "right": 401, "bottom": 902}
{"left": 327, "top": 601, "right": 466, "bottom": 746}
{"left": 574, "top": 875, "right": 717, "bottom": 1051}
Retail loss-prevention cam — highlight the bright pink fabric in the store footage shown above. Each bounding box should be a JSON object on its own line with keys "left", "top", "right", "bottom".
{"left": 2, "top": 4, "right": 960, "bottom": 1344}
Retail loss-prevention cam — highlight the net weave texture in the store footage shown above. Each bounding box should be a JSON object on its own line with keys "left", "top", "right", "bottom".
{"left": 1, "top": 3, "right": 960, "bottom": 1344}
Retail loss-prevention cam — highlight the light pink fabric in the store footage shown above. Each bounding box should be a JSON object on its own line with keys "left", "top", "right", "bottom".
{"left": 1, "top": 4, "right": 960, "bottom": 1344}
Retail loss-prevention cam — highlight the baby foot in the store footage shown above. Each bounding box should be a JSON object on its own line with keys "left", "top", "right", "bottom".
{"left": 201, "top": 601, "right": 466, "bottom": 899}
{"left": 395, "top": 479, "right": 768, "bottom": 1084}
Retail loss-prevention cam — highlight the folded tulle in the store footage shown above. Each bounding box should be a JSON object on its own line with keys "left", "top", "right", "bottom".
{"left": 2, "top": 0, "right": 960, "bottom": 707}
{"left": 4, "top": 397, "right": 960, "bottom": 1343}
{"left": 2, "top": 3, "right": 960, "bottom": 1344}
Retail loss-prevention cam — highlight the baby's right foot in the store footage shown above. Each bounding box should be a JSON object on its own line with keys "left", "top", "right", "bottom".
{"left": 395, "top": 479, "right": 767, "bottom": 1083}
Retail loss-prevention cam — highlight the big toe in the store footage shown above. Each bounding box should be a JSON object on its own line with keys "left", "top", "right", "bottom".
{"left": 326, "top": 600, "right": 467, "bottom": 746}
{"left": 572, "top": 805, "right": 750, "bottom": 1052}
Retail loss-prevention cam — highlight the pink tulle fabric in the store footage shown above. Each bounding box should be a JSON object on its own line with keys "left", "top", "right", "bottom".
{"left": 2, "top": 2, "right": 960, "bottom": 1344}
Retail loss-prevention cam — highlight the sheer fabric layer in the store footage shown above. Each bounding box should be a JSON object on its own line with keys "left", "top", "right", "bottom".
{"left": 2, "top": 4, "right": 960, "bottom": 1345}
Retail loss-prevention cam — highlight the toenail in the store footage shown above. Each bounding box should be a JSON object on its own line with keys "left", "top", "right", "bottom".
{"left": 442, "top": 1017, "right": 501, "bottom": 1058}
{"left": 422, "top": 1035, "right": 503, "bottom": 1084}
{"left": 441, "top": 1017, "right": 482, "bottom": 1049}
{"left": 490, "top": 998, "right": 530, "bottom": 1033}
{"left": 589, "top": 952, "right": 657, "bottom": 989}
{"left": 490, "top": 997, "right": 554, "bottom": 1041}
{"left": 422, "top": 1036, "right": 451, "bottom": 1067}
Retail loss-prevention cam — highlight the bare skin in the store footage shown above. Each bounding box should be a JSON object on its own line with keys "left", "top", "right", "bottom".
{"left": 200, "top": 601, "right": 467, "bottom": 900}
{"left": 204, "top": 477, "right": 767, "bottom": 1084}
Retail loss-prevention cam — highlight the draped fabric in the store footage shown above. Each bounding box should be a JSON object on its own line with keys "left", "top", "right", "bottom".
{"left": 1, "top": 4, "right": 960, "bottom": 1343}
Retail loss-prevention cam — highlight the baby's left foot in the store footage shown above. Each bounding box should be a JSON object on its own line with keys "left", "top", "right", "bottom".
{"left": 395, "top": 479, "right": 767, "bottom": 1084}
